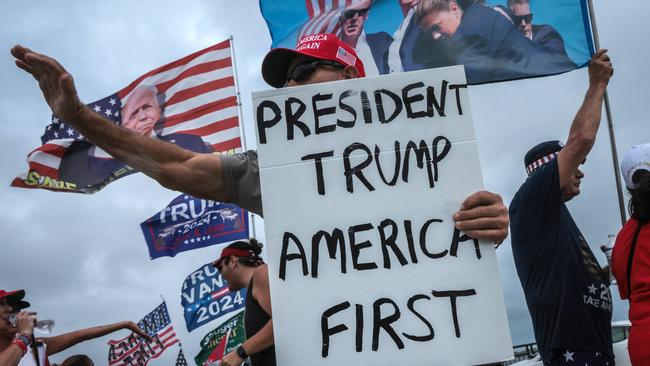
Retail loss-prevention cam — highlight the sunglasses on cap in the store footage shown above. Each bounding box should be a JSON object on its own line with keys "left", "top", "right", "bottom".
{"left": 342, "top": 8, "right": 369, "bottom": 20}
{"left": 512, "top": 13, "right": 533, "bottom": 24}
{"left": 285, "top": 60, "right": 345, "bottom": 86}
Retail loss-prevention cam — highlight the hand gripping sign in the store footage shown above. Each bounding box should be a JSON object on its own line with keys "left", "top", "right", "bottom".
{"left": 253, "top": 66, "right": 513, "bottom": 365}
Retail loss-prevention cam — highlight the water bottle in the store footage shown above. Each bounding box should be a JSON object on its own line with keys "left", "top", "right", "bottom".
{"left": 35, "top": 319, "right": 55, "bottom": 334}
{"left": 600, "top": 234, "right": 616, "bottom": 285}
{"left": 5, "top": 313, "right": 55, "bottom": 334}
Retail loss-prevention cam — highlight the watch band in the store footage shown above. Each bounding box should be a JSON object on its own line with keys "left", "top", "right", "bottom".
{"left": 236, "top": 345, "right": 248, "bottom": 358}
{"left": 14, "top": 333, "right": 33, "bottom": 347}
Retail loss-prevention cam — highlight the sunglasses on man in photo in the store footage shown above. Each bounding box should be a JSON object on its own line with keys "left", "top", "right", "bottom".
{"left": 285, "top": 60, "right": 345, "bottom": 86}
{"left": 342, "top": 7, "right": 369, "bottom": 20}
{"left": 512, "top": 13, "right": 533, "bottom": 24}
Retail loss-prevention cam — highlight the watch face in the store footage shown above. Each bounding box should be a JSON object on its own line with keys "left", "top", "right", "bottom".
{"left": 237, "top": 346, "right": 247, "bottom": 358}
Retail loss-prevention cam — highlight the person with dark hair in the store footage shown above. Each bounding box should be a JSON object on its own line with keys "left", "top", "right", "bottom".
{"left": 337, "top": 0, "right": 392, "bottom": 75}
{"left": 509, "top": 49, "right": 614, "bottom": 365}
{"left": 212, "top": 239, "right": 273, "bottom": 366}
{"left": 507, "top": 0, "right": 574, "bottom": 64}
{"left": 414, "top": 0, "right": 576, "bottom": 84}
{"left": 612, "top": 143, "right": 650, "bottom": 365}
{"left": 11, "top": 34, "right": 510, "bottom": 244}
{"left": 61, "top": 354, "right": 93, "bottom": 366}
{"left": 0, "top": 289, "right": 148, "bottom": 366}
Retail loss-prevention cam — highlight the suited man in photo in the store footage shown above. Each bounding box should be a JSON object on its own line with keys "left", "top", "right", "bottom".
{"left": 508, "top": 0, "right": 575, "bottom": 66}
{"left": 59, "top": 86, "right": 212, "bottom": 190}
{"left": 415, "top": 0, "right": 576, "bottom": 84}
{"left": 338, "top": 0, "right": 392, "bottom": 75}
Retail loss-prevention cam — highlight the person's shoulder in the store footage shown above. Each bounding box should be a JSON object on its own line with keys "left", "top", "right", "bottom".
{"left": 253, "top": 264, "right": 269, "bottom": 280}
{"left": 533, "top": 24, "right": 561, "bottom": 39}
{"left": 511, "top": 160, "right": 559, "bottom": 204}
{"left": 366, "top": 31, "right": 393, "bottom": 43}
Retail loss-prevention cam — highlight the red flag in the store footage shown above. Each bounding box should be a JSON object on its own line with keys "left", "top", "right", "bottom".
{"left": 203, "top": 328, "right": 231, "bottom": 366}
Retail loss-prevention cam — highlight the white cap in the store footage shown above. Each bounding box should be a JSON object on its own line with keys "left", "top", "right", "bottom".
{"left": 621, "top": 143, "right": 650, "bottom": 189}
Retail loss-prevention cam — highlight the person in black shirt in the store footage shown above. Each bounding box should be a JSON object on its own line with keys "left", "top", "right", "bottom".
{"left": 509, "top": 49, "right": 614, "bottom": 365}
{"left": 214, "top": 239, "right": 274, "bottom": 366}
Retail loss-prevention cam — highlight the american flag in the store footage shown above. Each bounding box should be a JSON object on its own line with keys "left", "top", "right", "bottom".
{"left": 12, "top": 38, "right": 242, "bottom": 193}
{"left": 175, "top": 348, "right": 189, "bottom": 366}
{"left": 107, "top": 302, "right": 180, "bottom": 366}
{"left": 298, "top": 0, "right": 354, "bottom": 42}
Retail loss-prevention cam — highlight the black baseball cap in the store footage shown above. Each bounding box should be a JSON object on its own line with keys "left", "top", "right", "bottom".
{"left": 524, "top": 140, "right": 563, "bottom": 175}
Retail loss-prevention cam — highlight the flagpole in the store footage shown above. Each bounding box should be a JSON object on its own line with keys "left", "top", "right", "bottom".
{"left": 587, "top": 0, "right": 627, "bottom": 226}
{"left": 229, "top": 35, "right": 258, "bottom": 239}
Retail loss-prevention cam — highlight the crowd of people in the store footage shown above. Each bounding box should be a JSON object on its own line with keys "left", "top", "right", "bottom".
{"left": 3, "top": 3, "right": 649, "bottom": 365}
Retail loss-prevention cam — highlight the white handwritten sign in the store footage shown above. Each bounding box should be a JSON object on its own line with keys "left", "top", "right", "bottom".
{"left": 253, "top": 66, "right": 512, "bottom": 365}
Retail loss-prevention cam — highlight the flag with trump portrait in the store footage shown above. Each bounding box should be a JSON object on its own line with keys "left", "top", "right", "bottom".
{"left": 12, "top": 38, "right": 243, "bottom": 193}
{"left": 107, "top": 302, "right": 179, "bottom": 366}
{"left": 259, "top": 0, "right": 595, "bottom": 83}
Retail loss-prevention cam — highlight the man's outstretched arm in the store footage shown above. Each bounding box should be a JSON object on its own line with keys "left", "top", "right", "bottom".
{"left": 10, "top": 45, "right": 229, "bottom": 202}
{"left": 40, "top": 321, "right": 150, "bottom": 356}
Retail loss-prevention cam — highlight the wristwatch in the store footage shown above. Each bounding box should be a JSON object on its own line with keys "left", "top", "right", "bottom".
{"left": 14, "top": 333, "right": 33, "bottom": 346}
{"left": 236, "top": 345, "right": 248, "bottom": 359}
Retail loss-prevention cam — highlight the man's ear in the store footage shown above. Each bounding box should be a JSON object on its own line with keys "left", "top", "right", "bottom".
{"left": 450, "top": 1, "right": 460, "bottom": 15}
{"left": 342, "top": 65, "right": 360, "bottom": 80}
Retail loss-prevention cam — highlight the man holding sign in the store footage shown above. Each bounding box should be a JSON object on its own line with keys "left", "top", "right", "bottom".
{"left": 253, "top": 33, "right": 513, "bottom": 365}
{"left": 11, "top": 34, "right": 508, "bottom": 360}
{"left": 10, "top": 36, "right": 508, "bottom": 242}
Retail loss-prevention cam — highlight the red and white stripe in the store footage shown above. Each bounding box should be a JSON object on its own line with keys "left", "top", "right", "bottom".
{"left": 526, "top": 152, "right": 559, "bottom": 175}
{"left": 11, "top": 139, "right": 73, "bottom": 190}
{"left": 117, "top": 39, "right": 242, "bottom": 153}
{"left": 13, "top": 39, "right": 243, "bottom": 192}
{"left": 108, "top": 326, "right": 179, "bottom": 366}
{"left": 211, "top": 288, "right": 230, "bottom": 299}
{"left": 298, "top": 0, "right": 353, "bottom": 42}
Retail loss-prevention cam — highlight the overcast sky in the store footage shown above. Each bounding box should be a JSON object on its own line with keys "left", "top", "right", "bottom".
{"left": 1, "top": 0, "right": 649, "bottom": 364}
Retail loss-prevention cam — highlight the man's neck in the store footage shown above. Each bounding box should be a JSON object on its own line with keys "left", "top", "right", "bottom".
{"left": 400, "top": 4, "right": 411, "bottom": 17}
{"left": 341, "top": 35, "right": 359, "bottom": 48}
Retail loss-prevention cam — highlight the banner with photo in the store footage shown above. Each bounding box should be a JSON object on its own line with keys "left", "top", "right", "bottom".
{"left": 259, "top": 0, "right": 594, "bottom": 84}
{"left": 195, "top": 312, "right": 246, "bottom": 366}
{"left": 141, "top": 196, "right": 249, "bottom": 259}
{"left": 181, "top": 262, "right": 247, "bottom": 332}
{"left": 12, "top": 38, "right": 243, "bottom": 193}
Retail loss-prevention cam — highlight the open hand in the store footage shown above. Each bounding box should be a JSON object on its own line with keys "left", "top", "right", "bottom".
{"left": 124, "top": 321, "right": 152, "bottom": 342}
{"left": 10, "top": 45, "right": 86, "bottom": 121}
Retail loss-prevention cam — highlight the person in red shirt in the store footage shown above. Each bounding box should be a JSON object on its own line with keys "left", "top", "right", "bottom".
{"left": 612, "top": 143, "right": 650, "bottom": 365}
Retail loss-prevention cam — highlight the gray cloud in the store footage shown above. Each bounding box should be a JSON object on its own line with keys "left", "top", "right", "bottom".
{"left": 1, "top": 0, "right": 647, "bottom": 364}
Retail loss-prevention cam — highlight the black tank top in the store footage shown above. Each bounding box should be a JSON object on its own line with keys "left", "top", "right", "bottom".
{"left": 245, "top": 277, "right": 276, "bottom": 366}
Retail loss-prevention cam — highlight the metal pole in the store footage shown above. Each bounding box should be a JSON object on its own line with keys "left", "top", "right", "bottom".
{"left": 229, "top": 35, "right": 257, "bottom": 238}
{"left": 587, "top": 0, "right": 627, "bottom": 226}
